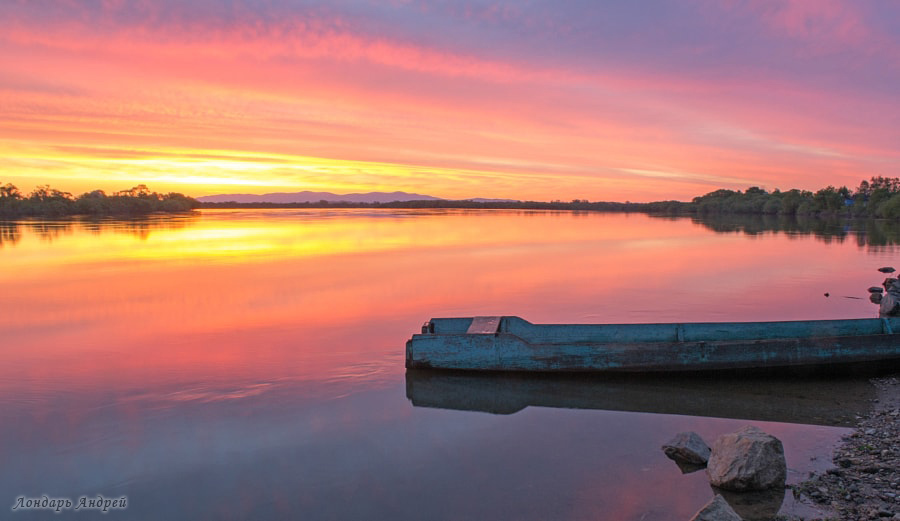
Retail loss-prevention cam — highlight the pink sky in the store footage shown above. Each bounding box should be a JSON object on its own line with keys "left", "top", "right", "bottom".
{"left": 1, "top": 0, "right": 899, "bottom": 201}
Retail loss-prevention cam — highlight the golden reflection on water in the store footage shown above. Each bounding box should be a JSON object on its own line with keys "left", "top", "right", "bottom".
{"left": 0, "top": 209, "right": 707, "bottom": 266}
{"left": 0, "top": 209, "right": 886, "bottom": 348}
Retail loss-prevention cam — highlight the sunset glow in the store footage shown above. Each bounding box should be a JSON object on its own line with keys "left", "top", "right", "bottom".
{"left": 2, "top": 1, "right": 900, "bottom": 201}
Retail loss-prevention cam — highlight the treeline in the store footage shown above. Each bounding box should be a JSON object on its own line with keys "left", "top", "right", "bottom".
{"left": 15, "top": 175, "right": 888, "bottom": 219}
{"left": 0, "top": 183, "right": 201, "bottom": 217}
{"left": 691, "top": 177, "right": 900, "bottom": 218}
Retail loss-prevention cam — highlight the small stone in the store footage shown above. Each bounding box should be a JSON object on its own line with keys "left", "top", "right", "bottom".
{"left": 662, "top": 431, "right": 711, "bottom": 467}
{"left": 871, "top": 286, "right": 886, "bottom": 293}
{"left": 879, "top": 267, "right": 896, "bottom": 273}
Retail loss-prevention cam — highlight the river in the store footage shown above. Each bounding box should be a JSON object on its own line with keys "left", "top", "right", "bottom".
{"left": 1, "top": 208, "right": 895, "bottom": 520}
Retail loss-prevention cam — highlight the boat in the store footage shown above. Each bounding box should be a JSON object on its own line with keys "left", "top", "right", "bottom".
{"left": 405, "top": 315, "right": 900, "bottom": 373}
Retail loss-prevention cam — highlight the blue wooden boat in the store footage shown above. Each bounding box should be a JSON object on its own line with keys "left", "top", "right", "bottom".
{"left": 405, "top": 315, "right": 900, "bottom": 372}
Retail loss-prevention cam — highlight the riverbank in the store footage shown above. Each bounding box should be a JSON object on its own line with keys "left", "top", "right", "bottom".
{"left": 792, "top": 374, "right": 900, "bottom": 520}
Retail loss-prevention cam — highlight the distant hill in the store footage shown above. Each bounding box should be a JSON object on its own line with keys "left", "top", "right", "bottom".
{"left": 196, "top": 191, "right": 443, "bottom": 204}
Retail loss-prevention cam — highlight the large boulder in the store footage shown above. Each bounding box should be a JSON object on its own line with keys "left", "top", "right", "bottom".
{"left": 706, "top": 426, "right": 786, "bottom": 491}
{"left": 689, "top": 495, "right": 742, "bottom": 521}
{"left": 662, "top": 431, "right": 711, "bottom": 466}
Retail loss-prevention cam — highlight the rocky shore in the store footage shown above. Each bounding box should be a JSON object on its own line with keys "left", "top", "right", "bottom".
{"left": 790, "top": 375, "right": 900, "bottom": 521}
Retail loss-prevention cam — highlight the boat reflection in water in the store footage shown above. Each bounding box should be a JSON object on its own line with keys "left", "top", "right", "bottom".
{"left": 405, "top": 369, "right": 877, "bottom": 427}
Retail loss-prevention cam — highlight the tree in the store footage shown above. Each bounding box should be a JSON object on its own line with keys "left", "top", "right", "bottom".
{"left": 115, "top": 185, "right": 154, "bottom": 198}
{"left": 29, "top": 185, "right": 72, "bottom": 202}
{"left": 0, "top": 183, "right": 21, "bottom": 199}
{"left": 812, "top": 186, "right": 844, "bottom": 213}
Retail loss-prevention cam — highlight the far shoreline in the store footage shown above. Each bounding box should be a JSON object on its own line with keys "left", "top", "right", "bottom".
{"left": 196, "top": 176, "right": 900, "bottom": 220}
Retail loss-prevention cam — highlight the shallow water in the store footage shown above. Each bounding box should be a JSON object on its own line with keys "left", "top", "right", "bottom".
{"left": 0, "top": 209, "right": 891, "bottom": 520}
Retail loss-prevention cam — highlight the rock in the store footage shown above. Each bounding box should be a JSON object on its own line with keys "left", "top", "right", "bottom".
{"left": 871, "top": 286, "right": 886, "bottom": 293}
{"left": 689, "top": 495, "right": 742, "bottom": 521}
{"left": 873, "top": 293, "right": 885, "bottom": 304}
{"left": 882, "top": 288, "right": 900, "bottom": 315}
{"left": 881, "top": 279, "right": 900, "bottom": 315}
{"left": 880, "top": 267, "right": 896, "bottom": 273}
{"left": 706, "top": 426, "right": 786, "bottom": 491}
{"left": 662, "top": 431, "right": 711, "bottom": 466}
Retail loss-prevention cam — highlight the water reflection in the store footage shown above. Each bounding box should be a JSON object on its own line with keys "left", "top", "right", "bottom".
{"left": 686, "top": 213, "right": 900, "bottom": 250}
{"left": 0, "top": 221, "right": 19, "bottom": 246}
{"left": 406, "top": 370, "right": 876, "bottom": 426}
{"left": 0, "top": 209, "right": 885, "bottom": 520}
{"left": 715, "top": 487, "right": 786, "bottom": 521}
{"left": 0, "top": 213, "right": 198, "bottom": 246}
{"left": 4, "top": 209, "right": 900, "bottom": 249}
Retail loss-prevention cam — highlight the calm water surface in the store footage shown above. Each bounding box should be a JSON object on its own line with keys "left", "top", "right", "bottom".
{"left": 1, "top": 209, "right": 894, "bottom": 520}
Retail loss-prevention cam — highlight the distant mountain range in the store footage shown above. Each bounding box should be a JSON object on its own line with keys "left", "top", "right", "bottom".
{"left": 196, "top": 191, "right": 443, "bottom": 204}
{"left": 196, "top": 191, "right": 518, "bottom": 204}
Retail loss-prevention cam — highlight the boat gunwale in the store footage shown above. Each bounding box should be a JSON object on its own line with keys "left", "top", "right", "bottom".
{"left": 417, "top": 315, "right": 900, "bottom": 344}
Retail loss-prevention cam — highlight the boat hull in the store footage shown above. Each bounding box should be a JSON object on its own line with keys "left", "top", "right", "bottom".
{"left": 405, "top": 316, "right": 900, "bottom": 372}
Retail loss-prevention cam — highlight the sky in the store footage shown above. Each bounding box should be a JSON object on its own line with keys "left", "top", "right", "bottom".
{"left": 1, "top": 0, "right": 899, "bottom": 202}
